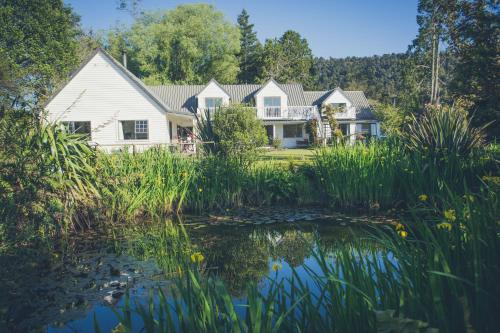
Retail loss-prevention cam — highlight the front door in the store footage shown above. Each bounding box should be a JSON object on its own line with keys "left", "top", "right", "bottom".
{"left": 265, "top": 125, "right": 274, "bottom": 144}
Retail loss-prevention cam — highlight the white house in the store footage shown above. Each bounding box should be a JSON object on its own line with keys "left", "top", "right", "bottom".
{"left": 45, "top": 48, "right": 380, "bottom": 150}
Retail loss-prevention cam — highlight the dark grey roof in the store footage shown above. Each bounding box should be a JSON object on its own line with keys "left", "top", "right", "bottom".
{"left": 304, "top": 91, "right": 330, "bottom": 106}
{"left": 148, "top": 82, "right": 307, "bottom": 113}
{"left": 304, "top": 89, "right": 375, "bottom": 120}
{"left": 148, "top": 85, "right": 203, "bottom": 113}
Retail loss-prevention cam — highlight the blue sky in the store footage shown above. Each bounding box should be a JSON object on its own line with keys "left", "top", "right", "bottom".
{"left": 65, "top": 0, "right": 419, "bottom": 58}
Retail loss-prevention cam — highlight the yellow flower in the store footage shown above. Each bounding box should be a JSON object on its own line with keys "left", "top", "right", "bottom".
{"left": 437, "top": 222, "right": 452, "bottom": 231}
{"left": 444, "top": 209, "right": 456, "bottom": 222}
{"left": 395, "top": 223, "right": 405, "bottom": 231}
{"left": 190, "top": 252, "right": 204, "bottom": 263}
{"left": 398, "top": 230, "right": 408, "bottom": 238}
{"left": 418, "top": 194, "right": 428, "bottom": 202}
{"left": 181, "top": 171, "right": 188, "bottom": 178}
{"left": 198, "top": 188, "right": 203, "bottom": 193}
{"left": 272, "top": 262, "right": 283, "bottom": 271}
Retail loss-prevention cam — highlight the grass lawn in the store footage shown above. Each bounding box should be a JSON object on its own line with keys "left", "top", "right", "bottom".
{"left": 259, "top": 148, "right": 316, "bottom": 164}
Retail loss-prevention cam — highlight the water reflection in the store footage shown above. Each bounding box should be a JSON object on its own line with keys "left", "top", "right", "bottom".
{"left": 0, "top": 218, "right": 383, "bottom": 332}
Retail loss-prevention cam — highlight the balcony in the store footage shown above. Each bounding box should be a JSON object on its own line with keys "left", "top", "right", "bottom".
{"left": 255, "top": 106, "right": 320, "bottom": 120}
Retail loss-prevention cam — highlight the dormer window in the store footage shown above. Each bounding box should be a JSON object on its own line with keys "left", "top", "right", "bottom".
{"left": 205, "top": 97, "right": 223, "bottom": 110}
{"left": 264, "top": 97, "right": 281, "bottom": 118}
{"left": 331, "top": 103, "right": 347, "bottom": 110}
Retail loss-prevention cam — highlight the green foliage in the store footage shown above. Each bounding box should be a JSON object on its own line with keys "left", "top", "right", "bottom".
{"left": 313, "top": 54, "right": 406, "bottom": 104}
{"left": 97, "top": 147, "right": 194, "bottom": 221}
{"left": 445, "top": 0, "right": 500, "bottom": 137}
{"left": 322, "top": 104, "right": 339, "bottom": 134}
{"left": 237, "top": 9, "right": 262, "bottom": 83}
{"left": 0, "top": 106, "right": 97, "bottom": 245}
{"left": 372, "top": 102, "right": 413, "bottom": 137}
{"left": 0, "top": 0, "right": 81, "bottom": 100}
{"left": 403, "top": 103, "right": 487, "bottom": 159}
{"left": 305, "top": 119, "right": 319, "bottom": 145}
{"left": 211, "top": 105, "right": 267, "bottom": 165}
{"left": 261, "top": 31, "right": 313, "bottom": 87}
{"left": 106, "top": 4, "right": 240, "bottom": 84}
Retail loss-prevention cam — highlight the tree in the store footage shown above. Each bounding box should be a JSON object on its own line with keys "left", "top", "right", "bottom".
{"left": 0, "top": 0, "right": 82, "bottom": 101}
{"left": 106, "top": 4, "right": 241, "bottom": 84}
{"left": 261, "top": 31, "right": 313, "bottom": 87}
{"left": 237, "top": 9, "right": 262, "bottom": 83}
{"left": 446, "top": 0, "right": 499, "bottom": 137}
{"left": 411, "top": 0, "right": 450, "bottom": 105}
{"left": 312, "top": 53, "right": 406, "bottom": 104}
{"left": 410, "top": 0, "right": 499, "bottom": 137}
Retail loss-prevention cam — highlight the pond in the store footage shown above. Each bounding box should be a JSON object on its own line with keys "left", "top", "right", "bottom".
{"left": 0, "top": 212, "right": 394, "bottom": 333}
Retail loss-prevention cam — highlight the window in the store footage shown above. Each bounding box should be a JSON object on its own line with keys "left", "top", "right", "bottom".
{"left": 121, "top": 120, "right": 148, "bottom": 140}
{"left": 360, "top": 123, "right": 372, "bottom": 135}
{"left": 61, "top": 121, "right": 91, "bottom": 139}
{"left": 331, "top": 103, "right": 347, "bottom": 111}
{"left": 339, "top": 123, "right": 350, "bottom": 136}
{"left": 264, "top": 96, "right": 281, "bottom": 117}
{"left": 205, "top": 97, "right": 223, "bottom": 110}
{"left": 283, "top": 124, "right": 303, "bottom": 138}
{"left": 177, "top": 126, "right": 193, "bottom": 140}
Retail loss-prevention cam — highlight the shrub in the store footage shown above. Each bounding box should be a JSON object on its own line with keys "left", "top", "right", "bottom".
{"left": 197, "top": 105, "right": 267, "bottom": 166}
{"left": 403, "top": 103, "right": 488, "bottom": 159}
{"left": 271, "top": 138, "right": 282, "bottom": 149}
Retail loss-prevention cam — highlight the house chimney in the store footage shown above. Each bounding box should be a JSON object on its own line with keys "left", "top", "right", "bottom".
{"left": 122, "top": 52, "right": 127, "bottom": 69}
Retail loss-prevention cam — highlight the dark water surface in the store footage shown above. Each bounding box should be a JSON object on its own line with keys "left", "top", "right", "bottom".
{"left": 0, "top": 215, "right": 389, "bottom": 332}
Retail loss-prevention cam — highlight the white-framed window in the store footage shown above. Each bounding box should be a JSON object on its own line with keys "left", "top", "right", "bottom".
{"left": 61, "top": 121, "right": 91, "bottom": 139}
{"left": 360, "top": 123, "right": 372, "bottom": 135}
{"left": 331, "top": 102, "right": 347, "bottom": 109}
{"left": 121, "top": 120, "right": 149, "bottom": 140}
{"left": 205, "top": 97, "right": 223, "bottom": 110}
{"left": 264, "top": 96, "right": 281, "bottom": 117}
{"left": 283, "top": 124, "right": 303, "bottom": 138}
{"left": 339, "top": 123, "right": 350, "bottom": 136}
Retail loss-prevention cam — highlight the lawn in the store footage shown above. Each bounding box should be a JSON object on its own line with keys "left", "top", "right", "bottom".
{"left": 259, "top": 148, "right": 316, "bottom": 164}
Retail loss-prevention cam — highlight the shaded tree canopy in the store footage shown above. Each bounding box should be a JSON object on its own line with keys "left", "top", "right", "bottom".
{"left": 107, "top": 4, "right": 241, "bottom": 84}
{"left": 0, "top": 0, "right": 82, "bottom": 101}
{"left": 313, "top": 53, "right": 407, "bottom": 104}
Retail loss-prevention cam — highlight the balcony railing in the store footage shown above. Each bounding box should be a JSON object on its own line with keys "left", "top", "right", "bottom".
{"left": 256, "top": 106, "right": 320, "bottom": 120}
{"left": 197, "top": 106, "right": 321, "bottom": 121}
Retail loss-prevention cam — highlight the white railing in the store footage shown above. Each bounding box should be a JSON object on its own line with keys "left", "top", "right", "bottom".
{"left": 330, "top": 106, "right": 356, "bottom": 119}
{"left": 196, "top": 106, "right": 321, "bottom": 121}
{"left": 255, "top": 106, "right": 320, "bottom": 120}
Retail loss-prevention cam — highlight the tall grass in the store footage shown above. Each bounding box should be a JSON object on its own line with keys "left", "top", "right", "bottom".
{"left": 314, "top": 140, "right": 495, "bottom": 209}
{"left": 97, "top": 148, "right": 195, "bottom": 221}
{"left": 96, "top": 151, "right": 319, "bottom": 220}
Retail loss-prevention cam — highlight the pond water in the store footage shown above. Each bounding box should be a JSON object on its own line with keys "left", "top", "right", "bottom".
{"left": 0, "top": 213, "right": 391, "bottom": 333}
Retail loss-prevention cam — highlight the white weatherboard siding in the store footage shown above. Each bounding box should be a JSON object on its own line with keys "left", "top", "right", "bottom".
{"left": 255, "top": 80, "right": 288, "bottom": 110}
{"left": 196, "top": 81, "right": 230, "bottom": 110}
{"left": 322, "top": 89, "right": 356, "bottom": 119}
{"left": 45, "top": 52, "right": 170, "bottom": 148}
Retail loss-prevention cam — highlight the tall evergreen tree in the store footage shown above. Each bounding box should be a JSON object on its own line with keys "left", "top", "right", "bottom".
{"left": 261, "top": 30, "right": 313, "bottom": 87}
{"left": 446, "top": 0, "right": 499, "bottom": 137}
{"left": 236, "top": 9, "right": 262, "bottom": 83}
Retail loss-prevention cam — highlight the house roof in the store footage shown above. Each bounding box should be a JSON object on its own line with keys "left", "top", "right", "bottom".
{"left": 304, "top": 89, "right": 375, "bottom": 120}
{"left": 46, "top": 48, "right": 373, "bottom": 120}
{"left": 44, "top": 48, "right": 193, "bottom": 117}
{"left": 148, "top": 82, "right": 307, "bottom": 113}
